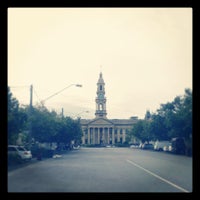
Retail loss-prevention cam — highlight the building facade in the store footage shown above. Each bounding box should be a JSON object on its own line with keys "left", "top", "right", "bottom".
{"left": 80, "top": 72, "right": 138, "bottom": 145}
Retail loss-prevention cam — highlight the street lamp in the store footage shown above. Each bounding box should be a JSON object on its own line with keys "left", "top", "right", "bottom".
{"left": 41, "top": 84, "right": 82, "bottom": 105}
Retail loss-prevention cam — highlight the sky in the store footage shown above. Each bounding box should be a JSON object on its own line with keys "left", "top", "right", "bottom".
{"left": 8, "top": 8, "right": 192, "bottom": 119}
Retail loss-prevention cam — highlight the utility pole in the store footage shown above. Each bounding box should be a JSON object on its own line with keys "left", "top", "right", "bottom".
{"left": 61, "top": 107, "right": 64, "bottom": 118}
{"left": 30, "top": 84, "right": 33, "bottom": 109}
{"left": 29, "top": 84, "right": 33, "bottom": 148}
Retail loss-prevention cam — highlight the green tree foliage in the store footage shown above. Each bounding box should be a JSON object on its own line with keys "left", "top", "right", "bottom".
{"left": 8, "top": 87, "right": 83, "bottom": 147}
{"left": 150, "top": 114, "right": 169, "bottom": 140}
{"left": 8, "top": 87, "right": 28, "bottom": 144}
{"left": 129, "top": 88, "right": 192, "bottom": 149}
{"left": 130, "top": 120, "right": 153, "bottom": 143}
{"left": 30, "top": 106, "right": 60, "bottom": 143}
{"left": 54, "top": 117, "right": 83, "bottom": 145}
{"left": 181, "top": 88, "right": 192, "bottom": 139}
{"left": 157, "top": 88, "right": 192, "bottom": 139}
{"left": 30, "top": 105, "right": 83, "bottom": 146}
{"left": 72, "top": 118, "right": 83, "bottom": 144}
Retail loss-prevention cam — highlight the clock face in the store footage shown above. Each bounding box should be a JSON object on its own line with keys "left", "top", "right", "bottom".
{"left": 99, "top": 93, "right": 103, "bottom": 99}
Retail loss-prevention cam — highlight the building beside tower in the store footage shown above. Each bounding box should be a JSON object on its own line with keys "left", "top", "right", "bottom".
{"left": 80, "top": 72, "right": 138, "bottom": 145}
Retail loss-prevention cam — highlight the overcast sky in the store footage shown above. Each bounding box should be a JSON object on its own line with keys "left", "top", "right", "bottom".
{"left": 8, "top": 8, "right": 192, "bottom": 119}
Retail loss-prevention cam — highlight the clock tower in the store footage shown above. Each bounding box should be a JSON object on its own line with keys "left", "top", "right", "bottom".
{"left": 95, "top": 72, "right": 107, "bottom": 118}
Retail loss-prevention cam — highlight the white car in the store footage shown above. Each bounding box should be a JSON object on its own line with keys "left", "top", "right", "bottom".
{"left": 154, "top": 141, "right": 171, "bottom": 151}
{"left": 163, "top": 142, "right": 172, "bottom": 152}
{"left": 130, "top": 143, "right": 140, "bottom": 148}
{"left": 73, "top": 145, "right": 80, "bottom": 150}
{"left": 8, "top": 145, "right": 32, "bottom": 161}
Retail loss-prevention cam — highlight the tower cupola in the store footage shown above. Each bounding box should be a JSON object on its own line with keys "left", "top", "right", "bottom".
{"left": 95, "top": 72, "right": 107, "bottom": 118}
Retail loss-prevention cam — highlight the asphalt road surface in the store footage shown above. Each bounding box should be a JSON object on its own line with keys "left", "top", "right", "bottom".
{"left": 8, "top": 147, "right": 192, "bottom": 193}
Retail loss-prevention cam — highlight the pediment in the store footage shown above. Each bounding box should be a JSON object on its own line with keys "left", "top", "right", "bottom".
{"left": 88, "top": 118, "right": 113, "bottom": 126}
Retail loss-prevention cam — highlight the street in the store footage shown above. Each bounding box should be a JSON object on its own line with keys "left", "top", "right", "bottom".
{"left": 8, "top": 147, "right": 192, "bottom": 193}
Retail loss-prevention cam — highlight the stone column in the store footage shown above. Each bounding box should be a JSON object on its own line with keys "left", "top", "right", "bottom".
{"left": 112, "top": 127, "right": 115, "bottom": 144}
{"left": 102, "top": 127, "right": 105, "bottom": 144}
{"left": 107, "top": 128, "right": 110, "bottom": 144}
{"left": 122, "top": 129, "right": 126, "bottom": 143}
{"left": 93, "top": 128, "right": 95, "bottom": 144}
{"left": 82, "top": 129, "right": 85, "bottom": 144}
{"left": 98, "top": 128, "right": 100, "bottom": 144}
{"left": 88, "top": 127, "right": 90, "bottom": 144}
{"left": 90, "top": 128, "right": 92, "bottom": 144}
{"left": 117, "top": 128, "right": 120, "bottom": 142}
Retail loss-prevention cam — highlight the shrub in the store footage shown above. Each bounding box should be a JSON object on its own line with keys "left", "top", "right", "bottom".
{"left": 114, "top": 142, "right": 129, "bottom": 147}
{"left": 31, "top": 146, "right": 54, "bottom": 158}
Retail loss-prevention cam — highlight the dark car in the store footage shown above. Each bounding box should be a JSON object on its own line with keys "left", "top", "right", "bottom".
{"left": 142, "top": 143, "right": 154, "bottom": 150}
{"left": 170, "top": 137, "right": 186, "bottom": 155}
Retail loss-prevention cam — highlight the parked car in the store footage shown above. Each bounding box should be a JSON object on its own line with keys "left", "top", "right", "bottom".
{"left": 73, "top": 144, "right": 80, "bottom": 149}
{"left": 163, "top": 142, "right": 172, "bottom": 152}
{"left": 8, "top": 145, "right": 32, "bottom": 162}
{"left": 130, "top": 143, "right": 140, "bottom": 148}
{"left": 141, "top": 143, "right": 154, "bottom": 150}
{"left": 169, "top": 137, "right": 186, "bottom": 155}
{"left": 154, "top": 141, "right": 171, "bottom": 151}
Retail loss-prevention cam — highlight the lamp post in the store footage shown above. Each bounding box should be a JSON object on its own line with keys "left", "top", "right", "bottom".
{"left": 41, "top": 84, "right": 82, "bottom": 105}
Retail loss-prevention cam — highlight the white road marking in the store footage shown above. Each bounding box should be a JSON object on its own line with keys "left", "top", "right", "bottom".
{"left": 126, "top": 159, "right": 190, "bottom": 193}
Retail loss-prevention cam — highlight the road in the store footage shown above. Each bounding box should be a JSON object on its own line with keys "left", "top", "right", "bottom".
{"left": 7, "top": 147, "right": 192, "bottom": 193}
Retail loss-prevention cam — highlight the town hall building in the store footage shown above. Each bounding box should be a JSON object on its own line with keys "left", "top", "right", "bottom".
{"left": 80, "top": 72, "right": 138, "bottom": 145}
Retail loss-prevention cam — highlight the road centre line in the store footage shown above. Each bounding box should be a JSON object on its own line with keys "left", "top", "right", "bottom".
{"left": 126, "top": 159, "right": 190, "bottom": 193}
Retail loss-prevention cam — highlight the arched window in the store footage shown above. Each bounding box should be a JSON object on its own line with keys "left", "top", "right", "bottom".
{"left": 100, "top": 104, "right": 103, "bottom": 110}
{"left": 100, "top": 85, "right": 102, "bottom": 90}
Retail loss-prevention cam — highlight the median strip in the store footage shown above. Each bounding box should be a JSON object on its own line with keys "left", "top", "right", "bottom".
{"left": 126, "top": 159, "right": 190, "bottom": 193}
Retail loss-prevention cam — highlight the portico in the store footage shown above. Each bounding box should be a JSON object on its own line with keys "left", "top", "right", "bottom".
{"left": 81, "top": 117, "right": 136, "bottom": 145}
{"left": 83, "top": 126, "right": 126, "bottom": 145}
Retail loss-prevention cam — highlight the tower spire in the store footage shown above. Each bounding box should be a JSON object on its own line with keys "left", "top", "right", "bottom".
{"left": 95, "top": 72, "right": 107, "bottom": 118}
{"left": 100, "top": 65, "right": 102, "bottom": 73}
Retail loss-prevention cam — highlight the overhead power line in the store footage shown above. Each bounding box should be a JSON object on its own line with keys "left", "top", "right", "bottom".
{"left": 33, "top": 87, "right": 43, "bottom": 105}
{"left": 9, "top": 85, "right": 30, "bottom": 88}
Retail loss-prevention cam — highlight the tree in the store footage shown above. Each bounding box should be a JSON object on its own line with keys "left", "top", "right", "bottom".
{"left": 181, "top": 88, "right": 192, "bottom": 139}
{"left": 129, "top": 88, "right": 192, "bottom": 147}
{"left": 30, "top": 106, "right": 58, "bottom": 143}
{"left": 7, "top": 87, "right": 28, "bottom": 144}
{"left": 156, "top": 88, "right": 192, "bottom": 140}
{"left": 153, "top": 88, "right": 192, "bottom": 155}
{"left": 71, "top": 118, "right": 83, "bottom": 144}
{"left": 54, "top": 117, "right": 83, "bottom": 147}
{"left": 130, "top": 120, "right": 147, "bottom": 142}
{"left": 150, "top": 113, "right": 170, "bottom": 141}
{"left": 22, "top": 102, "right": 83, "bottom": 150}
